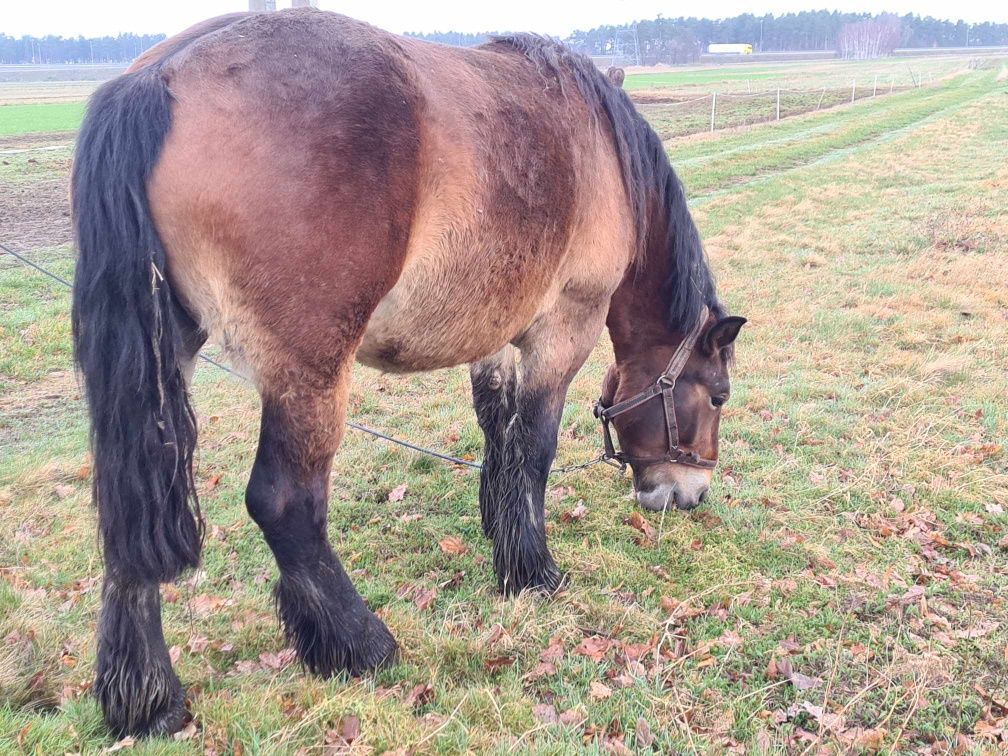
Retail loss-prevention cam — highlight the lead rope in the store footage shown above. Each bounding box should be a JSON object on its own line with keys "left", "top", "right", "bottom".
{"left": 1, "top": 241, "right": 621, "bottom": 478}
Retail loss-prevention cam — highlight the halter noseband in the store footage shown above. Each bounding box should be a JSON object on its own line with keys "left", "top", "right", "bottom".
{"left": 593, "top": 307, "right": 717, "bottom": 471}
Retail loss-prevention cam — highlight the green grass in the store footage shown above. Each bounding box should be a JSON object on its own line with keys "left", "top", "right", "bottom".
{"left": 0, "top": 102, "right": 85, "bottom": 135}
{"left": 1, "top": 66, "right": 1007, "bottom": 753}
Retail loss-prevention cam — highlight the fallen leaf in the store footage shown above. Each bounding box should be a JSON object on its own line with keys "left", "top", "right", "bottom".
{"left": 589, "top": 680, "right": 612, "bottom": 700}
{"left": 105, "top": 736, "right": 136, "bottom": 751}
{"left": 561, "top": 502, "right": 588, "bottom": 522}
{"left": 405, "top": 682, "right": 433, "bottom": 708}
{"left": 718, "top": 630, "right": 744, "bottom": 648}
{"left": 484, "top": 656, "right": 514, "bottom": 672}
{"left": 173, "top": 721, "right": 198, "bottom": 741}
{"left": 387, "top": 484, "right": 408, "bottom": 502}
{"left": 203, "top": 474, "right": 221, "bottom": 493}
{"left": 790, "top": 670, "right": 823, "bottom": 690}
{"left": 169, "top": 645, "right": 182, "bottom": 664}
{"left": 533, "top": 703, "right": 558, "bottom": 724}
{"left": 413, "top": 587, "right": 437, "bottom": 611}
{"left": 559, "top": 707, "right": 584, "bottom": 726}
{"left": 258, "top": 648, "right": 296, "bottom": 671}
{"left": 334, "top": 713, "right": 360, "bottom": 745}
{"left": 625, "top": 511, "right": 657, "bottom": 541}
{"left": 53, "top": 484, "right": 74, "bottom": 499}
{"left": 986, "top": 502, "right": 1004, "bottom": 515}
{"left": 526, "top": 661, "right": 557, "bottom": 679}
{"left": 635, "top": 717, "right": 654, "bottom": 748}
{"left": 438, "top": 536, "right": 467, "bottom": 555}
{"left": 574, "top": 636, "right": 611, "bottom": 662}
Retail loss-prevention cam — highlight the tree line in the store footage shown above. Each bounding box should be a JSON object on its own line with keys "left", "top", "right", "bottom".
{"left": 409, "top": 11, "right": 1008, "bottom": 63}
{"left": 2, "top": 10, "right": 1006, "bottom": 65}
{"left": 0, "top": 33, "right": 165, "bottom": 64}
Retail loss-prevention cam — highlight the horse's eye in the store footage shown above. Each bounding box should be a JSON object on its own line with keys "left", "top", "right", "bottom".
{"left": 711, "top": 395, "right": 728, "bottom": 408}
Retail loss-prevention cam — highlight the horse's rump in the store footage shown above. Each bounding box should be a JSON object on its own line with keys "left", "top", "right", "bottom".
{"left": 142, "top": 9, "right": 633, "bottom": 380}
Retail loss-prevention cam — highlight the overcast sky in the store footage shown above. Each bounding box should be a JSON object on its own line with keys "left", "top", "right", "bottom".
{"left": 3, "top": 0, "right": 1006, "bottom": 38}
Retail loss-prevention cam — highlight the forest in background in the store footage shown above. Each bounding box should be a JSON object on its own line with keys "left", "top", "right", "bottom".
{"left": 2, "top": 11, "right": 1007, "bottom": 64}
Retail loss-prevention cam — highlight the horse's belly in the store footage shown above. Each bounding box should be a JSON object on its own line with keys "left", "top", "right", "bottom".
{"left": 357, "top": 252, "right": 553, "bottom": 373}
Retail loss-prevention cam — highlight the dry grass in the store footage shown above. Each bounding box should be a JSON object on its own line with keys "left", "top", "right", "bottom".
{"left": 1, "top": 67, "right": 1006, "bottom": 754}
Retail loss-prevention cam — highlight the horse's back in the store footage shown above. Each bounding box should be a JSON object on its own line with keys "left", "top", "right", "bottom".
{"left": 145, "top": 9, "right": 632, "bottom": 379}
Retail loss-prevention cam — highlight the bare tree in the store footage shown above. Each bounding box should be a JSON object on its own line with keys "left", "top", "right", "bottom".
{"left": 837, "top": 15, "right": 905, "bottom": 59}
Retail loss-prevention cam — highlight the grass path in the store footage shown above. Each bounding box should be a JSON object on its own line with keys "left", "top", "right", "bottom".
{"left": 1, "top": 71, "right": 1006, "bottom": 753}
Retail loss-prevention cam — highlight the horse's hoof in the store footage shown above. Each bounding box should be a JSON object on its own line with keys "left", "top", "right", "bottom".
{"left": 98, "top": 676, "right": 189, "bottom": 738}
{"left": 498, "top": 560, "right": 565, "bottom": 597}
{"left": 348, "top": 612, "right": 399, "bottom": 676}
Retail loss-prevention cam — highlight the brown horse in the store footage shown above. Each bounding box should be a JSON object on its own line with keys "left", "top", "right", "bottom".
{"left": 70, "top": 8, "right": 744, "bottom": 736}
{"left": 606, "top": 65, "right": 626, "bottom": 87}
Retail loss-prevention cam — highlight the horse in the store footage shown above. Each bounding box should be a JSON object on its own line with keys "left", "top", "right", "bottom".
{"left": 70, "top": 8, "right": 745, "bottom": 736}
{"left": 606, "top": 66, "right": 626, "bottom": 87}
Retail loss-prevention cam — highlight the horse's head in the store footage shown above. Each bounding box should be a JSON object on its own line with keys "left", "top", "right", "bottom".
{"left": 598, "top": 313, "right": 745, "bottom": 512}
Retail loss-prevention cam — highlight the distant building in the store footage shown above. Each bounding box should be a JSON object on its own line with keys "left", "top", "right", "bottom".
{"left": 708, "top": 43, "right": 753, "bottom": 55}
{"left": 292, "top": 0, "right": 319, "bottom": 6}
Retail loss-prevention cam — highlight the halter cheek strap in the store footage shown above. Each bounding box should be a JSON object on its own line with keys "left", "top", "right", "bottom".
{"left": 593, "top": 306, "right": 717, "bottom": 470}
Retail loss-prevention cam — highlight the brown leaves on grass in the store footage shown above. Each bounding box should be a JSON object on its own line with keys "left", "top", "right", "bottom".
{"left": 767, "top": 656, "right": 822, "bottom": 690}
{"left": 624, "top": 511, "right": 657, "bottom": 545}
{"left": 324, "top": 713, "right": 360, "bottom": 751}
{"left": 396, "top": 583, "right": 437, "bottom": 611}
{"left": 484, "top": 656, "right": 514, "bottom": 673}
{"left": 574, "top": 635, "right": 612, "bottom": 662}
{"left": 405, "top": 682, "right": 433, "bottom": 708}
{"left": 560, "top": 501, "right": 588, "bottom": 522}
{"left": 588, "top": 680, "right": 612, "bottom": 700}
{"left": 387, "top": 483, "right": 408, "bottom": 502}
{"left": 438, "top": 536, "right": 467, "bottom": 555}
{"left": 227, "top": 648, "right": 295, "bottom": 676}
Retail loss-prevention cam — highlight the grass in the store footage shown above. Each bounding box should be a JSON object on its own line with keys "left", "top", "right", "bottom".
{"left": 1, "top": 63, "right": 1007, "bottom": 754}
{"left": 0, "top": 102, "right": 85, "bottom": 135}
{"left": 623, "top": 53, "right": 988, "bottom": 94}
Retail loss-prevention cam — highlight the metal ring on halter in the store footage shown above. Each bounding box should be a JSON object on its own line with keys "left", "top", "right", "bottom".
{"left": 594, "top": 306, "right": 717, "bottom": 470}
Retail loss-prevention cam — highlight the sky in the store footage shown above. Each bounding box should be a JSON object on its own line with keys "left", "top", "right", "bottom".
{"left": 3, "top": 0, "right": 1006, "bottom": 39}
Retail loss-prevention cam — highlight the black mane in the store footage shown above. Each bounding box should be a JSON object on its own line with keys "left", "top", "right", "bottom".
{"left": 488, "top": 34, "right": 724, "bottom": 331}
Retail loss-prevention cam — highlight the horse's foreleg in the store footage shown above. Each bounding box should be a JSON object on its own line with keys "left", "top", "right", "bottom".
{"left": 245, "top": 374, "right": 397, "bottom": 677}
{"left": 477, "top": 302, "right": 607, "bottom": 596}
{"left": 470, "top": 344, "right": 518, "bottom": 539}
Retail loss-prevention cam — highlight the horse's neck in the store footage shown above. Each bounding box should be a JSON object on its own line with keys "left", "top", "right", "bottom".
{"left": 607, "top": 248, "right": 678, "bottom": 365}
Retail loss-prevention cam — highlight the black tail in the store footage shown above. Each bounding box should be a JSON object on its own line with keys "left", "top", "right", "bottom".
{"left": 71, "top": 67, "right": 203, "bottom": 583}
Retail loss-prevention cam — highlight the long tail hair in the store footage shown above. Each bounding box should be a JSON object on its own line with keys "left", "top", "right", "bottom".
{"left": 71, "top": 66, "right": 203, "bottom": 583}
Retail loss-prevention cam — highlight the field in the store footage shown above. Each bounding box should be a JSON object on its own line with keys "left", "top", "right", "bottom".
{"left": 1, "top": 56, "right": 1007, "bottom": 754}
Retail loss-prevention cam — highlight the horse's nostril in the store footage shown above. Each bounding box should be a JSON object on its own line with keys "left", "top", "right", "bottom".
{"left": 698, "top": 489, "right": 709, "bottom": 504}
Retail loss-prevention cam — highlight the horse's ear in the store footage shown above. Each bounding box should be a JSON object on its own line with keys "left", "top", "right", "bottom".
{"left": 704, "top": 316, "right": 746, "bottom": 354}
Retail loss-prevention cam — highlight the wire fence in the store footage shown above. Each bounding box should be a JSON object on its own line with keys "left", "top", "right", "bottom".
{"left": 634, "top": 72, "right": 937, "bottom": 139}
{"left": 0, "top": 240, "right": 619, "bottom": 479}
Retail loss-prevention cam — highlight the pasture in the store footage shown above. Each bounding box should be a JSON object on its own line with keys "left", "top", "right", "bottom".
{"left": 1, "top": 57, "right": 1007, "bottom": 753}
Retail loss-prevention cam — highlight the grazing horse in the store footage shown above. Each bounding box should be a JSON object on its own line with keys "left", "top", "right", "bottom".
{"left": 70, "top": 8, "right": 745, "bottom": 736}
{"left": 606, "top": 66, "right": 626, "bottom": 87}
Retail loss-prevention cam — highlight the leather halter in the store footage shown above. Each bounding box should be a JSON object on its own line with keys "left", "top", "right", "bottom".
{"left": 593, "top": 307, "right": 717, "bottom": 470}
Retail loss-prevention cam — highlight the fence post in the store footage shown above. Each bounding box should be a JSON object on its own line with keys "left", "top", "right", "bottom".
{"left": 710, "top": 92, "right": 717, "bottom": 132}
{"left": 890, "top": 76, "right": 894, "bottom": 94}
{"left": 746, "top": 79, "right": 751, "bottom": 94}
{"left": 873, "top": 74, "right": 878, "bottom": 96}
{"left": 851, "top": 79, "right": 856, "bottom": 103}
{"left": 776, "top": 88, "right": 781, "bottom": 120}
{"left": 816, "top": 87, "right": 826, "bottom": 110}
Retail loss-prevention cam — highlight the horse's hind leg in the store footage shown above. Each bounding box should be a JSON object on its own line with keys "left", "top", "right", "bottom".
{"left": 94, "top": 319, "right": 205, "bottom": 737}
{"left": 245, "top": 369, "right": 397, "bottom": 676}
{"left": 470, "top": 345, "right": 518, "bottom": 539}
